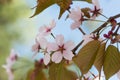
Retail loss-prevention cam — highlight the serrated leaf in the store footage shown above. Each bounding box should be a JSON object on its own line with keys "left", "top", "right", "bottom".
{"left": 49, "top": 61, "right": 77, "bottom": 80}
{"left": 12, "top": 57, "right": 34, "bottom": 80}
{"left": 57, "top": 0, "right": 72, "bottom": 19}
{"left": 81, "top": 8, "right": 90, "bottom": 18}
{"left": 31, "top": 0, "right": 55, "bottom": 18}
{"left": 94, "top": 43, "right": 106, "bottom": 74}
{"left": 31, "top": 0, "right": 72, "bottom": 19}
{"left": 103, "top": 45, "right": 120, "bottom": 80}
{"left": 73, "top": 40, "right": 101, "bottom": 74}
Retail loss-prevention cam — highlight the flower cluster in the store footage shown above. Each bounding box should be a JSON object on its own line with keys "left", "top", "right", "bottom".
{"left": 2, "top": 49, "right": 17, "bottom": 80}
{"left": 32, "top": 20, "right": 75, "bottom": 65}
{"left": 69, "top": 0, "right": 102, "bottom": 30}
{"left": 3, "top": 0, "right": 120, "bottom": 80}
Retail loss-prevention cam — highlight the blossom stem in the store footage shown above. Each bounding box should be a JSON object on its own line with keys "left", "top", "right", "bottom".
{"left": 84, "top": 18, "right": 106, "bottom": 23}
{"left": 99, "top": 25, "right": 110, "bottom": 34}
{"left": 72, "top": 40, "right": 84, "bottom": 54}
{"left": 114, "top": 24, "right": 120, "bottom": 35}
{"left": 51, "top": 33, "right": 55, "bottom": 39}
{"left": 99, "top": 13, "right": 109, "bottom": 19}
{"left": 92, "top": 19, "right": 110, "bottom": 33}
{"left": 78, "top": 27, "right": 86, "bottom": 35}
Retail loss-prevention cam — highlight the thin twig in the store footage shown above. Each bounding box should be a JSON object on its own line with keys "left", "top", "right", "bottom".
{"left": 72, "top": 40, "right": 84, "bottom": 54}
{"left": 78, "top": 27, "right": 86, "bottom": 35}
{"left": 92, "top": 13, "right": 120, "bottom": 34}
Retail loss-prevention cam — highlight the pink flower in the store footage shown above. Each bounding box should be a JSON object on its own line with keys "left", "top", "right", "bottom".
{"left": 39, "top": 20, "right": 56, "bottom": 36}
{"left": 82, "top": 34, "right": 94, "bottom": 46}
{"left": 48, "top": 35, "right": 75, "bottom": 63}
{"left": 92, "top": 0, "right": 100, "bottom": 9}
{"left": 32, "top": 39, "right": 41, "bottom": 53}
{"left": 91, "top": 0, "right": 102, "bottom": 19}
{"left": 69, "top": 7, "right": 84, "bottom": 30}
{"left": 38, "top": 37, "right": 50, "bottom": 65}
{"left": 2, "top": 49, "right": 17, "bottom": 80}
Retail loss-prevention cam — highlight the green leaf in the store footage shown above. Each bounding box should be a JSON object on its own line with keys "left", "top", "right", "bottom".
{"left": 81, "top": 8, "right": 90, "bottom": 18}
{"left": 94, "top": 43, "right": 106, "bottom": 74}
{"left": 57, "top": 0, "right": 72, "bottom": 19}
{"left": 31, "top": 0, "right": 72, "bottom": 19}
{"left": 49, "top": 61, "right": 77, "bottom": 80}
{"left": 26, "top": 60, "right": 47, "bottom": 80}
{"left": 73, "top": 40, "right": 101, "bottom": 74}
{"left": 103, "top": 45, "right": 120, "bottom": 80}
{"left": 73, "top": 0, "right": 92, "bottom": 3}
{"left": 31, "top": 0, "right": 55, "bottom": 18}
{"left": 86, "top": 0, "right": 92, "bottom": 3}
{"left": 26, "top": 69, "right": 47, "bottom": 80}
{"left": 12, "top": 57, "right": 34, "bottom": 80}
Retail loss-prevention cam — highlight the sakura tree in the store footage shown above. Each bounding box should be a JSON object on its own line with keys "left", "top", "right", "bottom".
{"left": 3, "top": 0, "right": 120, "bottom": 80}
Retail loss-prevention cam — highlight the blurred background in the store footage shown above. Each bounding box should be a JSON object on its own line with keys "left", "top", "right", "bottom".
{"left": 0, "top": 0, "right": 120, "bottom": 80}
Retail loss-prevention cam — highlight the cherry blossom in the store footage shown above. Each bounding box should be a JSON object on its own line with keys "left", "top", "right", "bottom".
{"left": 37, "top": 37, "right": 51, "bottom": 65}
{"left": 32, "top": 39, "right": 41, "bottom": 53}
{"left": 2, "top": 49, "right": 17, "bottom": 80}
{"left": 48, "top": 35, "right": 75, "bottom": 63}
{"left": 39, "top": 20, "right": 56, "bottom": 36}
{"left": 91, "top": 0, "right": 102, "bottom": 19}
{"left": 82, "top": 34, "right": 94, "bottom": 46}
{"left": 69, "top": 7, "right": 84, "bottom": 30}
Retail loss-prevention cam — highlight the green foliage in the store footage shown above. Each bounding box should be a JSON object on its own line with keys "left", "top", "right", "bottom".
{"left": 26, "top": 69, "right": 47, "bottom": 80}
{"left": 103, "top": 45, "right": 120, "bottom": 80}
{"left": 31, "top": 0, "right": 72, "bottom": 19}
{"left": 26, "top": 60, "right": 47, "bottom": 80}
{"left": 12, "top": 58, "right": 34, "bottom": 80}
{"left": 73, "top": 40, "right": 101, "bottom": 74}
{"left": 49, "top": 61, "right": 77, "bottom": 80}
{"left": 0, "top": 0, "right": 29, "bottom": 79}
{"left": 94, "top": 43, "right": 106, "bottom": 74}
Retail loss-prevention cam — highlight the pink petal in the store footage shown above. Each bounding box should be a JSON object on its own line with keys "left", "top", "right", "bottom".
{"left": 71, "top": 21, "right": 81, "bottom": 30}
{"left": 92, "top": 0, "right": 100, "bottom": 9}
{"left": 56, "top": 35, "right": 64, "bottom": 46}
{"left": 82, "top": 34, "right": 94, "bottom": 46}
{"left": 49, "top": 19, "right": 56, "bottom": 29}
{"left": 32, "top": 42, "right": 40, "bottom": 53}
{"left": 47, "top": 43, "right": 58, "bottom": 52}
{"left": 38, "top": 37, "right": 48, "bottom": 49}
{"left": 39, "top": 25, "right": 47, "bottom": 33}
{"left": 63, "top": 51, "right": 74, "bottom": 61}
{"left": 69, "top": 7, "right": 82, "bottom": 21}
{"left": 43, "top": 53, "right": 50, "bottom": 65}
{"left": 64, "top": 41, "right": 75, "bottom": 50}
{"left": 52, "top": 52, "right": 62, "bottom": 63}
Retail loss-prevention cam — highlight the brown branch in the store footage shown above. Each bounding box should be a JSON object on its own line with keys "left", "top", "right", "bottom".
{"left": 91, "top": 13, "right": 120, "bottom": 34}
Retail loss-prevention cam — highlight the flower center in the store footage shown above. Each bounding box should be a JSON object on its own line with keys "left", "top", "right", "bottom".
{"left": 46, "top": 28, "right": 51, "bottom": 32}
{"left": 58, "top": 45, "right": 65, "bottom": 53}
{"left": 91, "top": 6, "right": 100, "bottom": 17}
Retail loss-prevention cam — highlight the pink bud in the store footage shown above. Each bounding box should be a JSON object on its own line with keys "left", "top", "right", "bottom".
{"left": 108, "top": 30, "right": 113, "bottom": 36}
{"left": 103, "top": 34, "right": 109, "bottom": 38}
